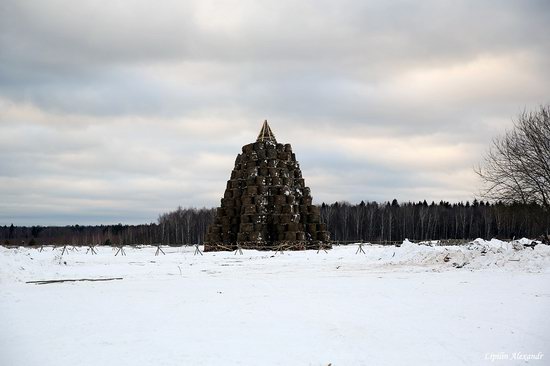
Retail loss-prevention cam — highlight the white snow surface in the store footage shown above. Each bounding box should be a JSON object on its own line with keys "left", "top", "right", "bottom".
{"left": 1, "top": 239, "right": 549, "bottom": 366}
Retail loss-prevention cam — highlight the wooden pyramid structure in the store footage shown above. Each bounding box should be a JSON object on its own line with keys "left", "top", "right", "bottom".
{"left": 204, "top": 121, "right": 331, "bottom": 251}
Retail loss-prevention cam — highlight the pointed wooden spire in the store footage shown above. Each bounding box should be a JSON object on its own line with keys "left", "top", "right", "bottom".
{"left": 257, "top": 120, "right": 277, "bottom": 142}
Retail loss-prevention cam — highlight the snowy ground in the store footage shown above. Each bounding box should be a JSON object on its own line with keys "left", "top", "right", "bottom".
{"left": 1, "top": 239, "right": 549, "bottom": 366}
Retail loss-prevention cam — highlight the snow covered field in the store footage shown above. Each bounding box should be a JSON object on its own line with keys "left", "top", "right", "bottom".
{"left": 1, "top": 240, "right": 549, "bottom": 366}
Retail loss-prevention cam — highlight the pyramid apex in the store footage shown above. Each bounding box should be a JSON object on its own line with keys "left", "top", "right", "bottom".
{"left": 257, "top": 120, "right": 277, "bottom": 142}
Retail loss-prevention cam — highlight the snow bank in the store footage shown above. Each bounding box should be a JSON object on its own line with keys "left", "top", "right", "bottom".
{"left": 358, "top": 238, "right": 550, "bottom": 273}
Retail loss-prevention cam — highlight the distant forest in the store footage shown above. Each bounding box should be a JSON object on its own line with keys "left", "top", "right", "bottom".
{"left": 2, "top": 200, "right": 549, "bottom": 246}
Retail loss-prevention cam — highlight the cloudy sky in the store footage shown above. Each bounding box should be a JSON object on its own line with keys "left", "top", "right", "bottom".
{"left": 1, "top": 0, "right": 549, "bottom": 225}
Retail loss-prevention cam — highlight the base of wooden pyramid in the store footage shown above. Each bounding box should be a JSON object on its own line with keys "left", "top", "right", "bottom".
{"left": 204, "top": 240, "right": 332, "bottom": 252}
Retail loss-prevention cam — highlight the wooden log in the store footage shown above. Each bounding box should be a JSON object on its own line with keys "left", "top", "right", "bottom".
{"left": 285, "top": 231, "right": 297, "bottom": 241}
{"left": 291, "top": 213, "right": 302, "bottom": 223}
{"left": 246, "top": 185, "right": 258, "bottom": 195}
{"left": 241, "top": 195, "right": 254, "bottom": 205}
{"left": 253, "top": 223, "right": 267, "bottom": 232}
{"left": 287, "top": 222, "right": 302, "bottom": 231}
{"left": 240, "top": 223, "right": 254, "bottom": 232}
{"left": 272, "top": 177, "right": 282, "bottom": 186}
{"left": 244, "top": 205, "right": 257, "bottom": 215}
{"left": 318, "top": 231, "right": 331, "bottom": 241}
{"left": 308, "top": 205, "right": 320, "bottom": 215}
{"left": 27, "top": 278, "right": 123, "bottom": 285}
{"left": 250, "top": 214, "right": 266, "bottom": 224}
{"left": 246, "top": 167, "right": 258, "bottom": 178}
{"left": 274, "top": 195, "right": 286, "bottom": 205}
{"left": 249, "top": 232, "right": 265, "bottom": 241}
{"left": 277, "top": 152, "right": 290, "bottom": 161}
{"left": 307, "top": 214, "right": 320, "bottom": 224}
{"left": 301, "top": 197, "right": 313, "bottom": 206}
{"left": 307, "top": 223, "right": 318, "bottom": 233}
{"left": 222, "top": 198, "right": 236, "bottom": 207}
{"left": 242, "top": 143, "right": 254, "bottom": 153}
{"left": 282, "top": 205, "right": 293, "bottom": 214}
{"left": 279, "top": 214, "right": 292, "bottom": 223}
{"left": 266, "top": 149, "right": 277, "bottom": 159}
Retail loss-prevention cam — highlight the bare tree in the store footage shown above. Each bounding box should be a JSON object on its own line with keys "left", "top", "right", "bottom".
{"left": 477, "top": 105, "right": 550, "bottom": 210}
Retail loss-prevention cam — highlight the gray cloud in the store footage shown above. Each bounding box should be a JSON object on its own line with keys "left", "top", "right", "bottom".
{"left": 0, "top": 0, "right": 549, "bottom": 224}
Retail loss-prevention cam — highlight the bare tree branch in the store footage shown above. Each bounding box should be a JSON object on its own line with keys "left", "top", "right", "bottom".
{"left": 477, "top": 105, "right": 550, "bottom": 211}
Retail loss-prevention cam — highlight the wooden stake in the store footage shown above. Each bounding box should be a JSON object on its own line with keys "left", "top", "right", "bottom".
{"left": 155, "top": 246, "right": 166, "bottom": 256}
{"left": 115, "top": 246, "right": 126, "bottom": 256}
{"left": 275, "top": 244, "right": 284, "bottom": 255}
{"left": 194, "top": 244, "right": 203, "bottom": 256}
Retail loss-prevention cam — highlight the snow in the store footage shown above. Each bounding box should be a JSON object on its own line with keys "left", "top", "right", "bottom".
{"left": 1, "top": 240, "right": 549, "bottom": 366}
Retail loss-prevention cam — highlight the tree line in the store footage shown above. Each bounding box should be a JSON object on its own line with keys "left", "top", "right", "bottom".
{"left": 321, "top": 200, "right": 548, "bottom": 243}
{"left": 1, "top": 207, "right": 215, "bottom": 247}
{"left": 2, "top": 200, "right": 548, "bottom": 246}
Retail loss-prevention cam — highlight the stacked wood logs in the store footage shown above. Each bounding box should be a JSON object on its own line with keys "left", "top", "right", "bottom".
{"left": 204, "top": 139, "right": 331, "bottom": 251}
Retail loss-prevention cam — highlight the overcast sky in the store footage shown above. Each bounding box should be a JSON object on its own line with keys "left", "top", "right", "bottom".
{"left": 1, "top": 0, "right": 549, "bottom": 225}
